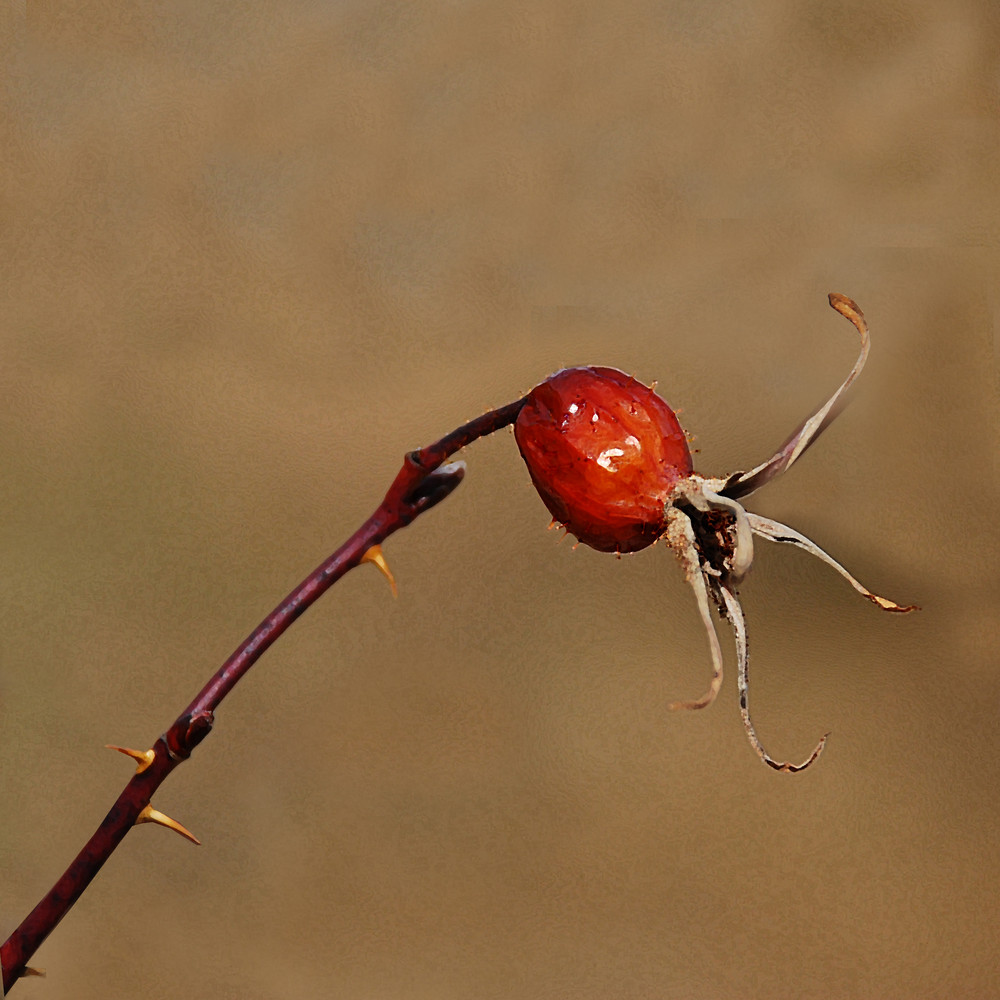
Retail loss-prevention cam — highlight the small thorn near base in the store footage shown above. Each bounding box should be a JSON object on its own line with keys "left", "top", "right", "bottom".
{"left": 20, "top": 966, "right": 46, "bottom": 979}
{"left": 136, "top": 804, "right": 201, "bottom": 845}
{"left": 361, "top": 544, "right": 398, "bottom": 598}
{"left": 106, "top": 745, "right": 156, "bottom": 773}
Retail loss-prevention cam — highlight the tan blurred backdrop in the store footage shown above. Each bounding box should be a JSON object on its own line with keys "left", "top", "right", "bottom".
{"left": 3, "top": 2, "right": 999, "bottom": 997}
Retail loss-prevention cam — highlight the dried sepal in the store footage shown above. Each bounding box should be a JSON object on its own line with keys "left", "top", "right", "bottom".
{"left": 747, "top": 512, "right": 918, "bottom": 613}
{"left": 716, "top": 581, "right": 829, "bottom": 772}
{"left": 664, "top": 507, "right": 724, "bottom": 711}
{"left": 722, "top": 293, "right": 871, "bottom": 501}
{"left": 676, "top": 478, "right": 755, "bottom": 582}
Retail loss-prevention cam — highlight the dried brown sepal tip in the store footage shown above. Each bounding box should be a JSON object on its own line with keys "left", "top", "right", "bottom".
{"left": 135, "top": 804, "right": 201, "bottom": 845}
{"left": 106, "top": 744, "right": 156, "bottom": 773}
{"left": 20, "top": 966, "right": 46, "bottom": 979}
{"left": 769, "top": 733, "right": 830, "bottom": 773}
{"left": 827, "top": 291, "right": 864, "bottom": 327}
{"left": 745, "top": 513, "right": 918, "bottom": 614}
{"left": 867, "top": 593, "right": 919, "bottom": 613}
{"left": 361, "top": 545, "right": 398, "bottom": 598}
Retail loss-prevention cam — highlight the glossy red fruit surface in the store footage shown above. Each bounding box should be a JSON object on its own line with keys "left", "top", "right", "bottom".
{"left": 514, "top": 366, "right": 692, "bottom": 553}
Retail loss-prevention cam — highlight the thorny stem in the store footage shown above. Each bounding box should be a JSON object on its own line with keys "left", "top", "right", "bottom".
{"left": 0, "top": 397, "right": 527, "bottom": 994}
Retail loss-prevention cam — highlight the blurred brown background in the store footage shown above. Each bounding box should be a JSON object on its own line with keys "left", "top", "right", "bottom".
{"left": 3, "top": 2, "right": 999, "bottom": 997}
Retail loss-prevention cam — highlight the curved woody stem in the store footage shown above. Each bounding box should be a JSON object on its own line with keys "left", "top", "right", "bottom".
{"left": 0, "top": 397, "right": 527, "bottom": 994}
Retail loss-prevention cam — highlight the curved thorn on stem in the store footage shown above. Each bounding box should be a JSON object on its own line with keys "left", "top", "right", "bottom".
{"left": 361, "top": 544, "right": 398, "bottom": 598}
{"left": 665, "top": 509, "right": 725, "bottom": 711}
{"left": 135, "top": 805, "right": 201, "bottom": 846}
{"left": 722, "top": 293, "right": 871, "bottom": 501}
{"left": 716, "top": 582, "right": 829, "bottom": 772}
{"left": 105, "top": 745, "right": 156, "bottom": 773}
{"left": 746, "top": 512, "right": 918, "bottom": 613}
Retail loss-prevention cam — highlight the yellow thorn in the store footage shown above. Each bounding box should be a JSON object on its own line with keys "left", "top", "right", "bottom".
{"left": 361, "top": 544, "right": 398, "bottom": 597}
{"left": 106, "top": 744, "right": 155, "bottom": 773}
{"left": 20, "top": 966, "right": 46, "bottom": 979}
{"left": 136, "top": 804, "right": 201, "bottom": 845}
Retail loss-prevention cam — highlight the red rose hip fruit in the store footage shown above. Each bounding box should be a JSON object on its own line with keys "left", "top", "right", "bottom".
{"left": 511, "top": 297, "right": 916, "bottom": 773}
{"left": 514, "top": 366, "right": 692, "bottom": 553}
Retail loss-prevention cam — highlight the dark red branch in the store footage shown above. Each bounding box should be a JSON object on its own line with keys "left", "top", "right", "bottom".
{"left": 1, "top": 397, "right": 526, "bottom": 994}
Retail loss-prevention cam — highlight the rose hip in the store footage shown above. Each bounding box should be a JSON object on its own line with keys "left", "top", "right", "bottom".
{"left": 514, "top": 295, "right": 916, "bottom": 772}
{"left": 514, "top": 366, "right": 691, "bottom": 553}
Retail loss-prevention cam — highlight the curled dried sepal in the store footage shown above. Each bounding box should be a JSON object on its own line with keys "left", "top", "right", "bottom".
{"left": 722, "top": 293, "right": 871, "bottom": 501}
{"left": 717, "top": 582, "right": 829, "bottom": 772}
{"left": 664, "top": 507, "right": 724, "bottom": 710}
{"left": 678, "top": 479, "right": 755, "bottom": 582}
{"left": 747, "top": 513, "right": 918, "bottom": 613}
